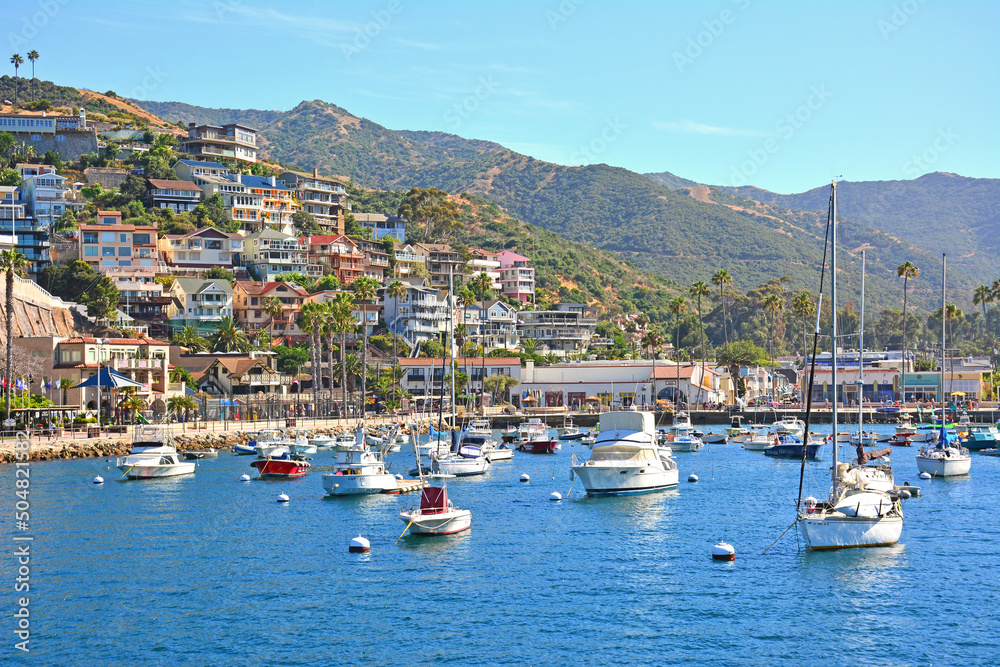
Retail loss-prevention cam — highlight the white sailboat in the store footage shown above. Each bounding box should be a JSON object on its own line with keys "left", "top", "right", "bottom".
{"left": 916, "top": 253, "right": 972, "bottom": 477}
{"left": 797, "top": 182, "right": 903, "bottom": 550}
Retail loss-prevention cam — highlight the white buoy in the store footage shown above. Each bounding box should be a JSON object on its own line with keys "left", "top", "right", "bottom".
{"left": 919, "top": 471, "right": 932, "bottom": 480}
{"left": 712, "top": 542, "right": 736, "bottom": 561}
{"left": 349, "top": 535, "right": 370, "bottom": 553}
{"left": 688, "top": 473, "right": 699, "bottom": 483}
{"left": 93, "top": 475, "right": 104, "bottom": 484}
{"left": 549, "top": 491, "right": 562, "bottom": 501}
{"left": 520, "top": 473, "right": 530, "bottom": 482}
{"left": 239, "top": 474, "right": 251, "bottom": 482}
{"left": 900, "top": 489, "right": 912, "bottom": 499}
{"left": 277, "top": 493, "right": 289, "bottom": 503}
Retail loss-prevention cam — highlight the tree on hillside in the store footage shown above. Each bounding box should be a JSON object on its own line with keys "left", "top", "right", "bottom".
{"left": 85, "top": 277, "right": 120, "bottom": 322}
{"left": 791, "top": 291, "right": 815, "bottom": 358}
{"left": 386, "top": 280, "right": 406, "bottom": 362}
{"left": 716, "top": 340, "right": 767, "bottom": 399}
{"left": 690, "top": 280, "right": 711, "bottom": 404}
{"left": 762, "top": 294, "right": 784, "bottom": 399}
{"left": 397, "top": 187, "right": 461, "bottom": 243}
{"left": 351, "top": 276, "right": 380, "bottom": 412}
{"left": 297, "top": 302, "right": 324, "bottom": 401}
{"left": 668, "top": 296, "right": 688, "bottom": 405}
{"left": 292, "top": 210, "right": 321, "bottom": 235}
{"left": 973, "top": 284, "right": 995, "bottom": 370}
{"left": 209, "top": 316, "right": 251, "bottom": 353}
{"left": 203, "top": 266, "right": 235, "bottom": 284}
{"left": 712, "top": 269, "right": 733, "bottom": 346}
{"left": 171, "top": 324, "right": 209, "bottom": 352}
{"left": 9, "top": 54, "right": 23, "bottom": 106}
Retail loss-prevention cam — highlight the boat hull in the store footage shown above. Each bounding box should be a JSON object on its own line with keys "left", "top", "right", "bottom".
{"left": 915, "top": 453, "right": 971, "bottom": 477}
{"left": 399, "top": 509, "right": 472, "bottom": 535}
{"left": 117, "top": 462, "right": 196, "bottom": 479}
{"left": 433, "top": 456, "right": 491, "bottom": 476}
{"left": 743, "top": 440, "right": 773, "bottom": 451}
{"left": 764, "top": 443, "right": 825, "bottom": 460}
{"left": 323, "top": 472, "right": 398, "bottom": 495}
{"left": 485, "top": 447, "right": 514, "bottom": 462}
{"left": 702, "top": 434, "right": 728, "bottom": 444}
{"left": 250, "top": 459, "right": 310, "bottom": 478}
{"left": 798, "top": 513, "right": 903, "bottom": 550}
{"left": 571, "top": 464, "right": 678, "bottom": 495}
{"left": 232, "top": 444, "right": 256, "bottom": 455}
{"left": 517, "top": 440, "right": 557, "bottom": 454}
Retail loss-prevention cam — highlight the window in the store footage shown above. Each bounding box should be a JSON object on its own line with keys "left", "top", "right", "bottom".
{"left": 119, "top": 233, "right": 129, "bottom": 243}
{"left": 140, "top": 260, "right": 152, "bottom": 267}
{"left": 84, "top": 246, "right": 98, "bottom": 257}
{"left": 83, "top": 232, "right": 98, "bottom": 244}
{"left": 56, "top": 135, "right": 66, "bottom": 142}
{"left": 118, "top": 246, "right": 131, "bottom": 257}
{"left": 101, "top": 231, "right": 115, "bottom": 243}
{"left": 101, "top": 217, "right": 116, "bottom": 225}
{"left": 133, "top": 233, "right": 150, "bottom": 245}
{"left": 101, "top": 259, "right": 115, "bottom": 267}
{"left": 102, "top": 247, "right": 115, "bottom": 257}
{"left": 118, "top": 260, "right": 131, "bottom": 267}
{"left": 30, "top": 134, "right": 41, "bottom": 141}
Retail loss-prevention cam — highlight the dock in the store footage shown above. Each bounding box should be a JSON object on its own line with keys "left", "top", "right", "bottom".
{"left": 383, "top": 478, "right": 426, "bottom": 495}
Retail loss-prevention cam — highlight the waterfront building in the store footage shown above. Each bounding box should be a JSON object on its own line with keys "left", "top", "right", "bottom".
{"left": 398, "top": 357, "right": 522, "bottom": 406}
{"left": 517, "top": 303, "right": 598, "bottom": 358}
{"left": 194, "top": 355, "right": 297, "bottom": 397}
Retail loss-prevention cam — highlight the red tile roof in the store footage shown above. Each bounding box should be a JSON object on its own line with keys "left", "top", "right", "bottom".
{"left": 59, "top": 337, "right": 169, "bottom": 345}
{"left": 399, "top": 357, "right": 520, "bottom": 367}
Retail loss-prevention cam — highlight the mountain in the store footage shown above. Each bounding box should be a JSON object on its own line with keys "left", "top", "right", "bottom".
{"left": 720, "top": 173, "right": 1000, "bottom": 285}
{"left": 130, "top": 98, "right": 987, "bottom": 311}
{"left": 644, "top": 170, "right": 700, "bottom": 190}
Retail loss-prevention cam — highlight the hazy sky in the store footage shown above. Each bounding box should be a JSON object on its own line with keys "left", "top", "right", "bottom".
{"left": 9, "top": 0, "right": 998, "bottom": 192}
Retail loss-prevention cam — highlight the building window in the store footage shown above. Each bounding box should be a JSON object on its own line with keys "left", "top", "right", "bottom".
{"left": 101, "top": 232, "right": 115, "bottom": 243}
{"left": 56, "top": 135, "right": 66, "bottom": 142}
{"left": 118, "top": 246, "right": 131, "bottom": 257}
{"left": 84, "top": 246, "right": 98, "bottom": 257}
{"left": 133, "top": 233, "right": 150, "bottom": 245}
{"left": 102, "top": 247, "right": 115, "bottom": 257}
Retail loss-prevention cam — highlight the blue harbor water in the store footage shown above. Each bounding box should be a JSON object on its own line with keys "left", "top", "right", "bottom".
{"left": 6, "top": 422, "right": 1000, "bottom": 665}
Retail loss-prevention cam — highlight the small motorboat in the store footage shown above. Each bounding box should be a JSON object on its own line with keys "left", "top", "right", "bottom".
{"left": 702, "top": 432, "right": 728, "bottom": 445}
{"left": 182, "top": 448, "right": 218, "bottom": 460}
{"left": 557, "top": 416, "right": 585, "bottom": 440}
{"left": 514, "top": 419, "right": 557, "bottom": 454}
{"left": 232, "top": 433, "right": 257, "bottom": 456}
{"left": 763, "top": 434, "right": 825, "bottom": 460}
{"left": 322, "top": 444, "right": 398, "bottom": 495}
{"left": 250, "top": 453, "right": 311, "bottom": 479}
{"left": 117, "top": 425, "right": 196, "bottom": 479}
{"left": 399, "top": 475, "right": 472, "bottom": 536}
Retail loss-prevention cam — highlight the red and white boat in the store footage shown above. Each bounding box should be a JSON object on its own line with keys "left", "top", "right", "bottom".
{"left": 399, "top": 475, "right": 472, "bottom": 536}
{"left": 514, "top": 418, "right": 557, "bottom": 454}
{"left": 250, "top": 454, "right": 311, "bottom": 479}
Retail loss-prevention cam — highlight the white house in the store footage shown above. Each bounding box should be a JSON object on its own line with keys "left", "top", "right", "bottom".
{"left": 168, "top": 278, "right": 235, "bottom": 335}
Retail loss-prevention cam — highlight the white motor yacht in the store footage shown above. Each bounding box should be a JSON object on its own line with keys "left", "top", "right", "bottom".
{"left": 117, "top": 425, "right": 196, "bottom": 479}
{"left": 254, "top": 429, "right": 289, "bottom": 459}
{"left": 570, "top": 410, "right": 678, "bottom": 495}
{"left": 742, "top": 427, "right": 775, "bottom": 451}
{"left": 287, "top": 428, "right": 317, "bottom": 456}
{"left": 660, "top": 411, "right": 704, "bottom": 452}
{"left": 322, "top": 444, "right": 399, "bottom": 495}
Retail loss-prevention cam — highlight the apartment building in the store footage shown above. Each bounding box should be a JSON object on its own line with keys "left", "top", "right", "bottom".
{"left": 392, "top": 243, "right": 425, "bottom": 279}
{"left": 242, "top": 228, "right": 322, "bottom": 281}
{"left": 380, "top": 277, "right": 449, "bottom": 345}
{"left": 178, "top": 122, "right": 258, "bottom": 164}
{"left": 466, "top": 249, "right": 502, "bottom": 290}
{"left": 414, "top": 243, "right": 465, "bottom": 289}
{"left": 233, "top": 280, "right": 309, "bottom": 339}
{"left": 104, "top": 267, "right": 171, "bottom": 339}
{"left": 518, "top": 303, "right": 598, "bottom": 358}
{"left": 355, "top": 237, "right": 391, "bottom": 283}
{"left": 173, "top": 159, "right": 230, "bottom": 182}
{"left": 463, "top": 299, "right": 520, "bottom": 352}
{"left": 78, "top": 211, "right": 162, "bottom": 272}
{"left": 303, "top": 234, "right": 365, "bottom": 285}
{"left": 278, "top": 169, "right": 348, "bottom": 234}
{"left": 0, "top": 184, "right": 49, "bottom": 278}
{"left": 168, "top": 278, "right": 235, "bottom": 334}
{"left": 158, "top": 226, "right": 243, "bottom": 273}
{"left": 398, "top": 357, "right": 522, "bottom": 405}
{"left": 497, "top": 250, "right": 535, "bottom": 303}
{"left": 352, "top": 212, "right": 406, "bottom": 242}
{"left": 235, "top": 174, "right": 297, "bottom": 234}
{"left": 19, "top": 166, "right": 69, "bottom": 227}
{"left": 195, "top": 173, "right": 265, "bottom": 233}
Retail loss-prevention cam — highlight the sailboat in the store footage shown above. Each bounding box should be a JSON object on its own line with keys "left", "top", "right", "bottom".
{"left": 399, "top": 424, "right": 472, "bottom": 535}
{"left": 915, "top": 254, "right": 972, "bottom": 477}
{"left": 797, "top": 182, "right": 904, "bottom": 550}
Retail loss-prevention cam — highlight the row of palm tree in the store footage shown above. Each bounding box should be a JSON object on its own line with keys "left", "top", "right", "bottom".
{"left": 8, "top": 51, "right": 40, "bottom": 106}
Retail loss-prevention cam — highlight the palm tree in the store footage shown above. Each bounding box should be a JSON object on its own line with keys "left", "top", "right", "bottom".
{"left": 298, "top": 302, "right": 324, "bottom": 405}
{"left": 9, "top": 54, "right": 23, "bottom": 106}
{"left": 642, "top": 329, "right": 664, "bottom": 407}
{"left": 167, "top": 395, "right": 197, "bottom": 422}
{"left": 897, "top": 261, "right": 919, "bottom": 403}
{"left": 973, "top": 284, "right": 995, "bottom": 370}
{"left": 936, "top": 304, "right": 962, "bottom": 402}
{"left": 263, "top": 295, "right": 283, "bottom": 344}
{"left": 351, "top": 276, "right": 379, "bottom": 419}
{"left": 331, "top": 293, "right": 356, "bottom": 415}
{"left": 690, "top": 280, "right": 711, "bottom": 405}
{"left": 762, "top": 294, "right": 784, "bottom": 400}
{"left": 2, "top": 249, "right": 29, "bottom": 421}
{"left": 667, "top": 296, "right": 688, "bottom": 407}
{"left": 519, "top": 337, "right": 540, "bottom": 356}
{"left": 334, "top": 353, "right": 363, "bottom": 392}
{"left": 712, "top": 269, "right": 733, "bottom": 345}
{"left": 26, "top": 50, "right": 38, "bottom": 103}
{"left": 791, "top": 291, "right": 815, "bottom": 359}
{"left": 57, "top": 377, "right": 74, "bottom": 407}
{"left": 120, "top": 389, "right": 146, "bottom": 424}
{"left": 209, "top": 316, "right": 251, "bottom": 353}
{"left": 386, "top": 280, "right": 406, "bottom": 362}
{"left": 171, "top": 324, "right": 209, "bottom": 352}
{"left": 471, "top": 271, "right": 494, "bottom": 401}
{"left": 716, "top": 340, "right": 761, "bottom": 401}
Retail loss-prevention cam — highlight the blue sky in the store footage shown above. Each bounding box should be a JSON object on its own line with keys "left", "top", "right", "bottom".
{"left": 9, "top": 0, "right": 998, "bottom": 193}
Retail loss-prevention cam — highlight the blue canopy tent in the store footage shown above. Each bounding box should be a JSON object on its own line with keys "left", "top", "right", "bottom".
{"left": 72, "top": 367, "right": 144, "bottom": 426}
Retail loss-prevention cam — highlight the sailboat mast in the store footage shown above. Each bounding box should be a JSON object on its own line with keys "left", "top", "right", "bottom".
{"left": 941, "top": 253, "right": 946, "bottom": 433}
{"left": 449, "top": 267, "right": 456, "bottom": 431}
{"left": 859, "top": 250, "right": 865, "bottom": 436}
{"left": 831, "top": 181, "right": 839, "bottom": 489}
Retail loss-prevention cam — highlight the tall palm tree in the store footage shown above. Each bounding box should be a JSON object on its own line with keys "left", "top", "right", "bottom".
{"left": 263, "top": 295, "right": 283, "bottom": 345}
{"left": 298, "top": 302, "right": 324, "bottom": 405}
{"left": 209, "top": 316, "right": 251, "bottom": 353}
{"left": 690, "top": 280, "right": 711, "bottom": 405}
{"left": 167, "top": 395, "right": 197, "bottom": 422}
{"left": 519, "top": 337, "right": 540, "bottom": 356}
{"left": 668, "top": 296, "right": 688, "bottom": 407}
{"left": 791, "top": 291, "right": 815, "bottom": 359}
{"left": 9, "top": 54, "right": 23, "bottom": 106}
{"left": 2, "top": 249, "right": 29, "bottom": 421}
{"left": 897, "top": 261, "right": 919, "bottom": 403}
{"left": 762, "top": 294, "right": 784, "bottom": 400}
{"left": 386, "top": 280, "right": 406, "bottom": 362}
{"left": 936, "top": 304, "right": 962, "bottom": 402}
{"left": 973, "top": 284, "right": 995, "bottom": 370}
{"left": 351, "top": 276, "right": 379, "bottom": 418}
{"left": 712, "top": 269, "right": 732, "bottom": 345}
{"left": 57, "top": 377, "right": 74, "bottom": 407}
{"left": 641, "top": 329, "right": 664, "bottom": 406}
{"left": 331, "top": 293, "right": 356, "bottom": 415}
{"left": 26, "top": 50, "right": 38, "bottom": 103}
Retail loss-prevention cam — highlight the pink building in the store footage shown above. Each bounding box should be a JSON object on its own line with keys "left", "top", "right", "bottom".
{"left": 496, "top": 250, "right": 535, "bottom": 303}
